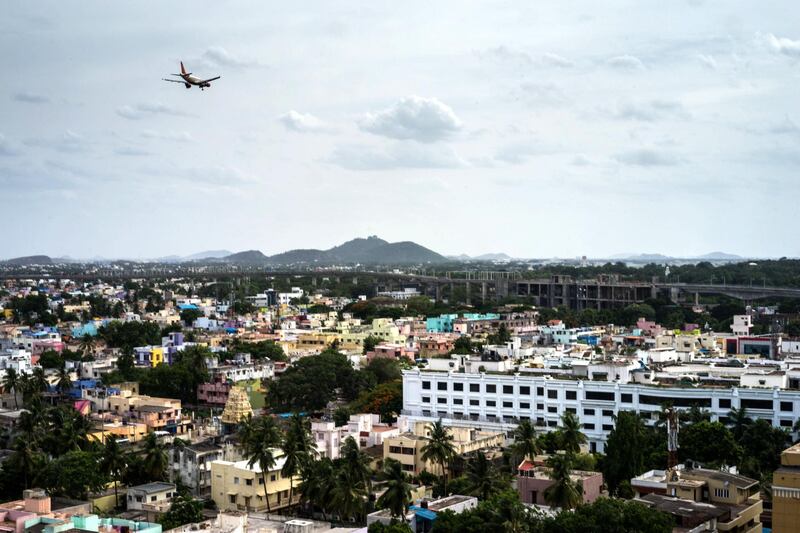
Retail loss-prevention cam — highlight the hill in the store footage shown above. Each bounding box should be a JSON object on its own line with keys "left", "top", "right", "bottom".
{"left": 362, "top": 241, "right": 446, "bottom": 264}
{"left": 267, "top": 249, "right": 334, "bottom": 264}
{"left": 224, "top": 250, "right": 269, "bottom": 264}
{"left": 696, "top": 251, "right": 743, "bottom": 261}
{"left": 328, "top": 236, "right": 389, "bottom": 261}
{"left": 473, "top": 253, "right": 513, "bottom": 261}
{"left": 3, "top": 255, "right": 53, "bottom": 266}
{"left": 184, "top": 250, "right": 232, "bottom": 261}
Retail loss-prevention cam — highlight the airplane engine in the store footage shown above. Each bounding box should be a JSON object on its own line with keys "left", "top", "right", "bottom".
{"left": 184, "top": 83, "right": 191, "bottom": 89}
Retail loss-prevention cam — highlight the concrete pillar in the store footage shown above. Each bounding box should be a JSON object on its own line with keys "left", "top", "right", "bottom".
{"left": 435, "top": 283, "right": 442, "bottom": 302}
{"left": 481, "top": 282, "right": 488, "bottom": 303}
{"left": 465, "top": 282, "right": 472, "bottom": 306}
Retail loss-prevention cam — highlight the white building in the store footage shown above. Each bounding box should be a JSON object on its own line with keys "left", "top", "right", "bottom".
{"left": 401, "top": 369, "right": 800, "bottom": 453}
{"left": 126, "top": 482, "right": 176, "bottom": 512}
{"left": 278, "top": 288, "right": 304, "bottom": 305}
{"left": 731, "top": 315, "right": 753, "bottom": 336}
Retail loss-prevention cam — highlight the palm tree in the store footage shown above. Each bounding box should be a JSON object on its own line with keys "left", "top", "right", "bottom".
{"left": 339, "top": 436, "right": 372, "bottom": 492}
{"left": 3, "top": 368, "right": 19, "bottom": 408}
{"left": 79, "top": 334, "right": 95, "bottom": 356}
{"left": 728, "top": 406, "right": 753, "bottom": 439}
{"left": 420, "top": 419, "right": 456, "bottom": 494}
{"left": 17, "top": 371, "right": 32, "bottom": 402}
{"left": 281, "top": 414, "right": 316, "bottom": 511}
{"left": 376, "top": 458, "right": 411, "bottom": 521}
{"left": 511, "top": 420, "right": 540, "bottom": 464}
{"left": 45, "top": 406, "right": 92, "bottom": 455}
{"left": 56, "top": 367, "right": 72, "bottom": 395}
{"left": 544, "top": 453, "right": 582, "bottom": 510}
{"left": 239, "top": 416, "right": 282, "bottom": 514}
{"left": 142, "top": 432, "right": 168, "bottom": 481}
{"left": 31, "top": 367, "right": 48, "bottom": 394}
{"left": 465, "top": 451, "right": 503, "bottom": 500}
{"left": 558, "top": 411, "right": 587, "bottom": 454}
{"left": 299, "top": 457, "right": 335, "bottom": 519}
{"left": 684, "top": 404, "right": 710, "bottom": 424}
{"left": 329, "top": 466, "right": 368, "bottom": 522}
{"left": 101, "top": 437, "right": 128, "bottom": 509}
{"left": 8, "top": 437, "right": 40, "bottom": 490}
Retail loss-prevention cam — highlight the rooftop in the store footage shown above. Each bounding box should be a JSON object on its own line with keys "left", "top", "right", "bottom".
{"left": 129, "top": 482, "right": 175, "bottom": 494}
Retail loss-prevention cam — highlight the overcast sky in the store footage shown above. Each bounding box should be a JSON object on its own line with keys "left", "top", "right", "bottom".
{"left": 2, "top": 1, "right": 799, "bottom": 260}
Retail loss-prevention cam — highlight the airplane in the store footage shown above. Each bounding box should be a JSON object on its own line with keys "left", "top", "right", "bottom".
{"left": 163, "top": 61, "right": 220, "bottom": 90}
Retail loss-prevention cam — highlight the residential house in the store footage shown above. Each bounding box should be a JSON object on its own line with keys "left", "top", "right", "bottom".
{"left": 516, "top": 459, "right": 603, "bottom": 506}
{"left": 211, "top": 455, "right": 301, "bottom": 513}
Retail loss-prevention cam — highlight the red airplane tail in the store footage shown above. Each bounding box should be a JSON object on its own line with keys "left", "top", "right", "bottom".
{"left": 180, "top": 61, "right": 187, "bottom": 75}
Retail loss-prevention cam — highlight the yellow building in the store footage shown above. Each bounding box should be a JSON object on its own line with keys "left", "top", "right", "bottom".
{"left": 383, "top": 423, "right": 504, "bottom": 476}
{"left": 773, "top": 442, "right": 800, "bottom": 533}
{"left": 211, "top": 455, "right": 301, "bottom": 512}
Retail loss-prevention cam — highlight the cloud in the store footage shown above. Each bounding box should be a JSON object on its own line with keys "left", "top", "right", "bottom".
{"left": 328, "top": 142, "right": 467, "bottom": 170}
{"left": 24, "top": 130, "right": 89, "bottom": 153}
{"left": 540, "top": 52, "right": 574, "bottom": 68}
{"left": 478, "top": 46, "right": 533, "bottom": 65}
{"left": 0, "top": 134, "right": 20, "bottom": 157}
{"left": 12, "top": 92, "right": 49, "bottom": 104}
{"left": 615, "top": 148, "right": 681, "bottom": 167}
{"left": 518, "top": 82, "right": 571, "bottom": 106}
{"left": 696, "top": 54, "right": 717, "bottom": 69}
{"left": 114, "top": 146, "right": 151, "bottom": 157}
{"left": 141, "top": 130, "right": 194, "bottom": 143}
{"left": 358, "top": 96, "right": 462, "bottom": 142}
{"left": 199, "top": 46, "right": 263, "bottom": 69}
{"left": 607, "top": 55, "right": 645, "bottom": 70}
{"left": 764, "top": 33, "right": 800, "bottom": 58}
{"left": 279, "top": 110, "right": 332, "bottom": 133}
{"left": 613, "top": 99, "right": 689, "bottom": 122}
{"left": 189, "top": 165, "right": 257, "bottom": 185}
{"left": 494, "top": 141, "right": 560, "bottom": 165}
{"left": 116, "top": 103, "right": 191, "bottom": 120}
{"left": 571, "top": 154, "right": 591, "bottom": 166}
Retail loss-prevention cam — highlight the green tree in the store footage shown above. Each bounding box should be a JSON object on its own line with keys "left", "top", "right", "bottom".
{"left": 680, "top": 421, "right": 741, "bottom": 467}
{"left": 281, "top": 414, "right": 316, "bottom": 511}
{"left": 159, "top": 494, "right": 203, "bottom": 530}
{"left": 542, "top": 497, "right": 674, "bottom": 533}
{"left": 558, "top": 411, "right": 586, "bottom": 454}
{"left": 421, "top": 420, "right": 457, "bottom": 494}
{"left": 464, "top": 452, "right": 504, "bottom": 501}
{"left": 340, "top": 436, "right": 373, "bottom": 492}
{"left": 602, "top": 411, "right": 650, "bottom": 496}
{"left": 298, "top": 457, "right": 335, "bottom": 520}
{"left": 31, "top": 367, "right": 49, "bottom": 394}
{"left": 239, "top": 415, "right": 283, "bottom": 514}
{"left": 3, "top": 369, "right": 19, "bottom": 408}
{"left": 7, "top": 438, "right": 42, "bottom": 490}
{"left": 727, "top": 406, "right": 752, "bottom": 440}
{"left": 363, "top": 335, "right": 380, "bottom": 355}
{"left": 78, "top": 334, "right": 95, "bottom": 356}
{"left": 511, "top": 420, "right": 540, "bottom": 464}
{"left": 365, "top": 357, "right": 402, "bottom": 384}
{"left": 38, "top": 350, "right": 63, "bottom": 369}
{"left": 333, "top": 407, "right": 351, "bottom": 427}
{"left": 142, "top": 432, "right": 169, "bottom": 482}
{"left": 36, "top": 451, "right": 108, "bottom": 500}
{"left": 56, "top": 367, "right": 72, "bottom": 394}
{"left": 101, "top": 437, "right": 128, "bottom": 509}
{"left": 544, "top": 454, "right": 581, "bottom": 510}
{"left": 450, "top": 336, "right": 474, "bottom": 355}
{"left": 376, "top": 458, "right": 412, "bottom": 521}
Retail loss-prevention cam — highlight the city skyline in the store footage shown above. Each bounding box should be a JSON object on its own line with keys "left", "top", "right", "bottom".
{"left": 2, "top": 1, "right": 799, "bottom": 259}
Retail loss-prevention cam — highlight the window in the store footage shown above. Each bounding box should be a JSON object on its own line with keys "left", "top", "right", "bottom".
{"left": 537, "top": 387, "right": 544, "bottom": 396}
{"left": 741, "top": 399, "right": 772, "bottom": 410}
{"left": 584, "top": 408, "right": 595, "bottom": 415}
{"left": 454, "top": 383, "right": 463, "bottom": 392}
{"left": 503, "top": 401, "right": 513, "bottom": 408}
{"left": 229, "top": 495, "right": 236, "bottom": 504}
{"left": 246, "top": 479, "right": 253, "bottom": 486}
{"left": 453, "top": 398, "right": 463, "bottom": 405}
{"left": 547, "top": 420, "right": 557, "bottom": 427}
{"left": 422, "top": 396, "right": 430, "bottom": 403}
{"left": 714, "top": 488, "right": 730, "bottom": 499}
{"left": 719, "top": 398, "right": 731, "bottom": 409}
{"left": 503, "top": 385, "right": 514, "bottom": 394}
{"left": 150, "top": 496, "right": 157, "bottom": 502}
{"left": 468, "top": 399, "right": 479, "bottom": 406}
{"left": 402, "top": 464, "right": 415, "bottom": 472}
{"left": 438, "top": 382, "right": 448, "bottom": 391}
{"left": 566, "top": 391, "right": 577, "bottom": 400}
{"left": 234, "top": 477, "right": 239, "bottom": 485}
{"left": 780, "top": 401, "right": 793, "bottom": 412}
{"left": 621, "top": 393, "right": 633, "bottom": 403}
{"left": 547, "top": 390, "right": 557, "bottom": 399}
{"left": 780, "top": 419, "right": 793, "bottom": 427}
{"left": 602, "top": 409, "right": 614, "bottom": 417}
{"left": 422, "top": 381, "right": 431, "bottom": 390}
{"left": 547, "top": 406, "right": 557, "bottom": 413}
{"left": 486, "top": 400, "right": 496, "bottom": 407}
{"left": 585, "top": 391, "right": 615, "bottom": 401}
{"left": 537, "top": 403, "right": 544, "bottom": 410}
{"left": 270, "top": 474, "right": 276, "bottom": 482}
{"left": 520, "top": 386, "right": 530, "bottom": 395}
{"left": 566, "top": 407, "right": 576, "bottom": 414}
{"left": 520, "top": 402, "right": 530, "bottom": 409}
{"left": 486, "top": 384, "right": 497, "bottom": 393}
{"left": 437, "top": 398, "right": 447, "bottom": 404}
{"left": 583, "top": 423, "right": 595, "bottom": 430}
{"left": 602, "top": 424, "right": 614, "bottom": 431}
{"left": 470, "top": 384, "right": 480, "bottom": 392}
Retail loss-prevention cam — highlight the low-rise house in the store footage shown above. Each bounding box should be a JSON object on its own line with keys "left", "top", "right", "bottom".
{"left": 169, "top": 439, "right": 239, "bottom": 497}
{"left": 126, "top": 482, "right": 176, "bottom": 513}
{"left": 516, "top": 459, "right": 603, "bottom": 506}
{"left": 367, "top": 495, "right": 477, "bottom": 531}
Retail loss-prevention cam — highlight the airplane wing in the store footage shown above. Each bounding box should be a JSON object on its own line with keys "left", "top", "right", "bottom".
{"left": 201, "top": 76, "right": 221, "bottom": 83}
{"left": 162, "top": 78, "right": 185, "bottom": 83}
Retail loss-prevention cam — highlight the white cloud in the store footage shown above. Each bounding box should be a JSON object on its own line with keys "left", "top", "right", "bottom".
{"left": 571, "top": 154, "right": 591, "bottom": 166}
{"left": 279, "top": 110, "right": 331, "bottom": 133}
{"left": 518, "top": 82, "right": 570, "bottom": 106}
{"left": 199, "top": 46, "right": 263, "bottom": 69}
{"left": 116, "top": 103, "right": 191, "bottom": 120}
{"left": 0, "top": 134, "right": 19, "bottom": 157}
{"left": 614, "top": 99, "right": 689, "bottom": 121}
{"left": 12, "top": 92, "right": 49, "bottom": 104}
{"left": 141, "top": 130, "right": 194, "bottom": 143}
{"left": 607, "top": 55, "right": 645, "bottom": 70}
{"left": 696, "top": 54, "right": 717, "bottom": 69}
{"left": 494, "top": 141, "right": 560, "bottom": 165}
{"left": 24, "top": 130, "right": 89, "bottom": 153}
{"left": 764, "top": 33, "right": 800, "bottom": 57}
{"left": 114, "top": 146, "right": 151, "bottom": 157}
{"left": 328, "top": 142, "right": 467, "bottom": 170}
{"left": 615, "top": 148, "right": 681, "bottom": 166}
{"left": 358, "top": 96, "right": 462, "bottom": 143}
{"left": 540, "top": 52, "right": 574, "bottom": 68}
{"left": 478, "top": 46, "right": 533, "bottom": 65}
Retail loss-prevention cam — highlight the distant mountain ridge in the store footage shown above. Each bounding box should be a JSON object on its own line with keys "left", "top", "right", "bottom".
{"left": 222, "top": 236, "right": 447, "bottom": 265}
{"left": 610, "top": 251, "right": 744, "bottom": 261}
{"left": 2, "top": 255, "right": 53, "bottom": 266}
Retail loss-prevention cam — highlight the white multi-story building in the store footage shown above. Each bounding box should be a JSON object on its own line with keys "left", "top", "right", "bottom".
{"left": 401, "top": 369, "right": 800, "bottom": 453}
{"left": 731, "top": 315, "right": 753, "bottom": 336}
{"left": 278, "top": 287, "right": 304, "bottom": 305}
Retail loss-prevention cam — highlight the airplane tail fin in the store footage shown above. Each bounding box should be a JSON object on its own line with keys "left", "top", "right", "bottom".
{"left": 180, "top": 61, "right": 187, "bottom": 74}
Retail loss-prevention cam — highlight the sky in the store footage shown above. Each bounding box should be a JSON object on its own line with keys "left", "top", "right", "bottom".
{"left": 2, "top": 1, "right": 799, "bottom": 260}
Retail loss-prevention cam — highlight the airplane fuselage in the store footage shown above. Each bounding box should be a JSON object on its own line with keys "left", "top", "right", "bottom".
{"left": 182, "top": 74, "right": 209, "bottom": 87}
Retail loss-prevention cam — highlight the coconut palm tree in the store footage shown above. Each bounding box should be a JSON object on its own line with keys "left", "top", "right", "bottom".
{"left": 558, "top": 411, "right": 587, "bottom": 454}
{"left": 339, "top": 436, "right": 373, "bottom": 492}
{"left": 239, "top": 416, "right": 282, "bottom": 514}
{"left": 465, "top": 451, "right": 503, "bottom": 500}
{"left": 376, "top": 458, "right": 411, "bottom": 521}
{"left": 8, "top": 437, "right": 41, "bottom": 490}
{"left": 544, "top": 453, "right": 582, "bottom": 510}
{"left": 56, "top": 367, "right": 72, "bottom": 395}
{"left": 2, "top": 368, "right": 19, "bottom": 408}
{"left": 101, "top": 437, "right": 128, "bottom": 509}
{"left": 31, "top": 367, "right": 48, "bottom": 394}
{"left": 79, "top": 334, "right": 95, "bottom": 356}
{"left": 281, "top": 414, "right": 316, "bottom": 512}
{"left": 511, "top": 420, "right": 540, "bottom": 464}
{"left": 142, "top": 432, "right": 168, "bottom": 482}
{"left": 728, "top": 406, "right": 753, "bottom": 440}
{"left": 298, "top": 456, "right": 335, "bottom": 519}
{"left": 420, "top": 419, "right": 456, "bottom": 494}
{"left": 329, "top": 465, "right": 368, "bottom": 522}
{"left": 45, "top": 405, "right": 92, "bottom": 455}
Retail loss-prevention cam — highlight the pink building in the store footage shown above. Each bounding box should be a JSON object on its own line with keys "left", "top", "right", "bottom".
{"left": 197, "top": 374, "right": 231, "bottom": 406}
{"left": 636, "top": 317, "right": 663, "bottom": 337}
{"left": 366, "top": 343, "right": 417, "bottom": 363}
{"left": 516, "top": 459, "right": 603, "bottom": 507}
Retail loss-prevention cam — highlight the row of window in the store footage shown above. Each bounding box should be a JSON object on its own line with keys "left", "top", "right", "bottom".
{"left": 419, "top": 381, "right": 796, "bottom": 411}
